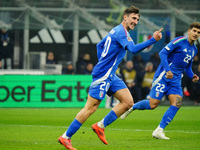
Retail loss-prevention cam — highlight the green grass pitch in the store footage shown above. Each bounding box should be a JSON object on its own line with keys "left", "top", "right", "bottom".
{"left": 0, "top": 106, "right": 199, "bottom": 150}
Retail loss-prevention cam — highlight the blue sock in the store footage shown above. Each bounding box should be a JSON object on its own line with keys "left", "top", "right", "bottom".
{"left": 132, "top": 100, "right": 151, "bottom": 110}
{"left": 66, "top": 119, "right": 82, "bottom": 138}
{"left": 103, "top": 110, "right": 118, "bottom": 128}
{"left": 159, "top": 105, "right": 179, "bottom": 129}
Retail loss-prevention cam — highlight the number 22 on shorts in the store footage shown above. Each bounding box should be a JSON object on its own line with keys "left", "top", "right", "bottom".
{"left": 155, "top": 83, "right": 165, "bottom": 92}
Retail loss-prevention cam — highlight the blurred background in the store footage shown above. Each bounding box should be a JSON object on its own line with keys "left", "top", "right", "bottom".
{"left": 0, "top": 0, "right": 200, "bottom": 106}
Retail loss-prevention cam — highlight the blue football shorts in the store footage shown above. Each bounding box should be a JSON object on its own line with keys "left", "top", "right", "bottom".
{"left": 88, "top": 74, "right": 127, "bottom": 100}
{"left": 150, "top": 77, "right": 183, "bottom": 100}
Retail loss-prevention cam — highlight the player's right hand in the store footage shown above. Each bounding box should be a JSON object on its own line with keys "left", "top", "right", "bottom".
{"left": 153, "top": 28, "right": 163, "bottom": 41}
{"left": 166, "top": 71, "right": 173, "bottom": 79}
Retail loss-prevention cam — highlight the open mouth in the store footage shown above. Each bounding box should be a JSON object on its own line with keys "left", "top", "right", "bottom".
{"left": 131, "top": 23, "right": 136, "bottom": 28}
{"left": 193, "top": 36, "right": 198, "bottom": 39}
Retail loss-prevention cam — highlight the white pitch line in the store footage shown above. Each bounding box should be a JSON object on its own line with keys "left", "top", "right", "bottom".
{"left": 0, "top": 124, "right": 199, "bottom": 134}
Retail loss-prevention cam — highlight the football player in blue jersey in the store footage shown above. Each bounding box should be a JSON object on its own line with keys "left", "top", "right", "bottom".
{"left": 58, "top": 6, "right": 163, "bottom": 149}
{"left": 121, "top": 22, "right": 200, "bottom": 140}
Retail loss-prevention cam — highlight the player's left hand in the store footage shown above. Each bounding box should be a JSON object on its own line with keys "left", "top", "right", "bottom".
{"left": 192, "top": 74, "right": 199, "bottom": 83}
{"left": 153, "top": 28, "right": 163, "bottom": 41}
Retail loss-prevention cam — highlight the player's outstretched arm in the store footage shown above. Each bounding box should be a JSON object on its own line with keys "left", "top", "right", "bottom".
{"left": 126, "top": 28, "right": 163, "bottom": 54}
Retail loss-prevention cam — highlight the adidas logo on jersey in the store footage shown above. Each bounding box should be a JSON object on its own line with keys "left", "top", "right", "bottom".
{"left": 183, "top": 48, "right": 187, "bottom": 52}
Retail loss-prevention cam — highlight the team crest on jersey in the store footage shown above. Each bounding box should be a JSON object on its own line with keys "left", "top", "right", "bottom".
{"left": 127, "top": 37, "right": 133, "bottom": 42}
{"left": 99, "top": 91, "right": 104, "bottom": 98}
{"left": 156, "top": 92, "right": 159, "bottom": 97}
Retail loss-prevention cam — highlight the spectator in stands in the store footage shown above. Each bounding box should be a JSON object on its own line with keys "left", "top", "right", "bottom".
{"left": 132, "top": 54, "right": 145, "bottom": 72}
{"left": 120, "top": 61, "right": 141, "bottom": 102}
{"left": 182, "top": 55, "right": 200, "bottom": 99}
{"left": 181, "top": 55, "right": 199, "bottom": 98}
{"left": 76, "top": 53, "right": 91, "bottom": 74}
{"left": 141, "top": 62, "right": 155, "bottom": 99}
{"left": 84, "top": 62, "right": 94, "bottom": 75}
{"left": 150, "top": 52, "right": 160, "bottom": 71}
{"left": 46, "top": 52, "right": 57, "bottom": 64}
{"left": 192, "top": 55, "right": 199, "bottom": 71}
{"left": 193, "top": 64, "right": 200, "bottom": 105}
{"left": 115, "top": 67, "right": 122, "bottom": 78}
{"left": 182, "top": 72, "right": 192, "bottom": 97}
{"left": 0, "top": 28, "right": 14, "bottom": 69}
{"left": 62, "top": 61, "right": 75, "bottom": 75}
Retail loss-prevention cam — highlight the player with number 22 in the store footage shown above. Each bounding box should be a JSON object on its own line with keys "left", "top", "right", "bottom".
{"left": 121, "top": 22, "right": 200, "bottom": 140}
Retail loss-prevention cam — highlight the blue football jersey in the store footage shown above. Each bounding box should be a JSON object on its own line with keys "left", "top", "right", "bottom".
{"left": 89, "top": 24, "right": 157, "bottom": 100}
{"left": 154, "top": 36, "right": 197, "bottom": 85}
{"left": 92, "top": 24, "right": 135, "bottom": 79}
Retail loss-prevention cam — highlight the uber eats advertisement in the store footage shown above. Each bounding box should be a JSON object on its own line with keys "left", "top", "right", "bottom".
{"left": 0, "top": 75, "right": 105, "bottom": 108}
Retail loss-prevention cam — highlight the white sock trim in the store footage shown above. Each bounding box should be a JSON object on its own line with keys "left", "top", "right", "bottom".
{"left": 97, "top": 118, "right": 105, "bottom": 128}
{"left": 62, "top": 131, "right": 70, "bottom": 139}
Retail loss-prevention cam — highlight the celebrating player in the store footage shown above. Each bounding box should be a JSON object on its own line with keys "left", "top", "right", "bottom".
{"left": 121, "top": 22, "right": 200, "bottom": 139}
{"left": 58, "top": 6, "right": 163, "bottom": 149}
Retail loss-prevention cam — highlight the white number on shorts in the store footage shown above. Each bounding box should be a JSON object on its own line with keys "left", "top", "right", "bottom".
{"left": 100, "top": 82, "right": 110, "bottom": 92}
{"left": 101, "top": 36, "right": 111, "bottom": 57}
{"left": 155, "top": 83, "right": 165, "bottom": 93}
{"left": 100, "top": 81, "right": 106, "bottom": 90}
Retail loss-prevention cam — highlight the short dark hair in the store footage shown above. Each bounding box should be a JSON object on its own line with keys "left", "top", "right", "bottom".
{"left": 189, "top": 22, "right": 200, "bottom": 29}
{"left": 124, "top": 6, "right": 140, "bottom": 16}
